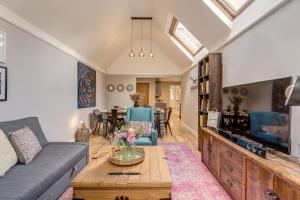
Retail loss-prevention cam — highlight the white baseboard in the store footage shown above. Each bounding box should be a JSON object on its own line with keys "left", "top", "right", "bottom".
{"left": 181, "top": 121, "right": 198, "bottom": 138}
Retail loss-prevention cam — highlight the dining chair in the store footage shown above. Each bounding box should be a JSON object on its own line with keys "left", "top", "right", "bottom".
{"left": 107, "top": 109, "right": 125, "bottom": 134}
{"left": 92, "top": 109, "right": 103, "bottom": 135}
{"left": 108, "top": 109, "right": 118, "bottom": 134}
{"left": 164, "top": 107, "right": 173, "bottom": 135}
{"left": 101, "top": 112, "right": 110, "bottom": 136}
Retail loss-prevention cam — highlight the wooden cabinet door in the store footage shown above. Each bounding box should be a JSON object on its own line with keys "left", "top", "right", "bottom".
{"left": 209, "top": 137, "right": 219, "bottom": 175}
{"left": 202, "top": 131, "right": 210, "bottom": 165}
{"left": 246, "top": 159, "right": 273, "bottom": 200}
{"left": 274, "top": 176, "right": 300, "bottom": 200}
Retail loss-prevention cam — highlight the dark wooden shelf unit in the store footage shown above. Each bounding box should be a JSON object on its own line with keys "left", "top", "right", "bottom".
{"left": 198, "top": 53, "right": 223, "bottom": 151}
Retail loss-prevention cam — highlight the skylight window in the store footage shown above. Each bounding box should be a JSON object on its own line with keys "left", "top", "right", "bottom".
{"left": 169, "top": 17, "right": 203, "bottom": 57}
{"left": 211, "top": 0, "right": 253, "bottom": 20}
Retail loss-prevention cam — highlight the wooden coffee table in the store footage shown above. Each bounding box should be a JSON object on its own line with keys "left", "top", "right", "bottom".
{"left": 71, "top": 146, "right": 173, "bottom": 200}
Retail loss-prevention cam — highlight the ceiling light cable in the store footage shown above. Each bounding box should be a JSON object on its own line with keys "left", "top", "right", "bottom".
{"left": 149, "top": 20, "right": 154, "bottom": 58}
{"left": 139, "top": 19, "right": 145, "bottom": 58}
{"left": 129, "top": 19, "right": 135, "bottom": 58}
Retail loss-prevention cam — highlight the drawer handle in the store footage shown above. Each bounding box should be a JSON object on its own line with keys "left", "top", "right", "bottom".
{"left": 227, "top": 179, "right": 233, "bottom": 187}
{"left": 227, "top": 150, "right": 233, "bottom": 157}
{"left": 115, "top": 196, "right": 129, "bottom": 200}
{"left": 227, "top": 165, "right": 233, "bottom": 172}
{"left": 264, "top": 189, "right": 280, "bottom": 200}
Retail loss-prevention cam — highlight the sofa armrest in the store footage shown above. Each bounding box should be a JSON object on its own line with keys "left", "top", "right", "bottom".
{"left": 150, "top": 128, "right": 158, "bottom": 145}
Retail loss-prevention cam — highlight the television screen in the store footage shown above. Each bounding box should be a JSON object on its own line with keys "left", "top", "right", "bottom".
{"left": 222, "top": 77, "right": 292, "bottom": 154}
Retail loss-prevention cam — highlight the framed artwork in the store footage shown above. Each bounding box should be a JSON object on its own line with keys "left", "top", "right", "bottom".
{"left": 0, "top": 32, "right": 6, "bottom": 63}
{"left": 78, "top": 62, "right": 96, "bottom": 108}
{"left": 117, "top": 84, "right": 124, "bottom": 92}
{"left": 0, "top": 66, "right": 7, "bottom": 101}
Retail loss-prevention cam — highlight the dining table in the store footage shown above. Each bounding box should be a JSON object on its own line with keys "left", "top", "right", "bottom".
{"left": 101, "top": 107, "right": 166, "bottom": 137}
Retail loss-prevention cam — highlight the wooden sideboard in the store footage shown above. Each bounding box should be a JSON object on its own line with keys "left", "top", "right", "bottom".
{"left": 201, "top": 127, "right": 300, "bottom": 200}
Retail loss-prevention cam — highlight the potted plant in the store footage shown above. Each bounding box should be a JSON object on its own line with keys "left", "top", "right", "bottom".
{"left": 129, "top": 93, "right": 144, "bottom": 107}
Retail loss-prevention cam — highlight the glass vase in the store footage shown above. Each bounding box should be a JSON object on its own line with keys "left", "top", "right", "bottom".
{"left": 121, "top": 145, "right": 134, "bottom": 161}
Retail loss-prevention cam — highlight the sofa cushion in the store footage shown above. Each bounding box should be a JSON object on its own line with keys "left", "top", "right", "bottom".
{"left": 9, "top": 127, "right": 42, "bottom": 164}
{"left": 0, "top": 117, "right": 48, "bottom": 146}
{"left": 0, "top": 130, "right": 18, "bottom": 177}
{"left": 128, "top": 121, "right": 152, "bottom": 136}
{"left": 0, "top": 142, "right": 88, "bottom": 200}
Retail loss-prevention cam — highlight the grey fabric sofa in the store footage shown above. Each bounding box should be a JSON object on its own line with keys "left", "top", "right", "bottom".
{"left": 0, "top": 117, "right": 89, "bottom": 200}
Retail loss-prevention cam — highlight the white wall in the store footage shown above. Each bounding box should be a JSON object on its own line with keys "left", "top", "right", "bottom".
{"left": 181, "top": 66, "right": 198, "bottom": 133}
{"left": 106, "top": 41, "right": 183, "bottom": 76}
{"left": 0, "top": 19, "right": 106, "bottom": 142}
{"left": 221, "top": 0, "right": 300, "bottom": 155}
{"left": 106, "top": 75, "right": 136, "bottom": 108}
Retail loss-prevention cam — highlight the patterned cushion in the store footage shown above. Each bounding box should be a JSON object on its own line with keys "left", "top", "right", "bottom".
{"left": 128, "top": 121, "right": 152, "bottom": 137}
{"left": 9, "top": 127, "right": 42, "bottom": 164}
{"left": 260, "top": 125, "right": 289, "bottom": 142}
{"left": 0, "top": 129, "right": 18, "bottom": 177}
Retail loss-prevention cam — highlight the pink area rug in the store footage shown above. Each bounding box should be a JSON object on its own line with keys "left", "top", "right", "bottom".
{"left": 160, "top": 142, "right": 231, "bottom": 200}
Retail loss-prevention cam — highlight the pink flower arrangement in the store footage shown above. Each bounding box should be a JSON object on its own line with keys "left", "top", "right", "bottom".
{"left": 114, "top": 126, "right": 141, "bottom": 147}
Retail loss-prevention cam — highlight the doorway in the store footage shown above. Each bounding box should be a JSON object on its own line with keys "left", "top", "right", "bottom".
{"left": 136, "top": 82, "right": 150, "bottom": 106}
{"left": 170, "top": 85, "right": 181, "bottom": 117}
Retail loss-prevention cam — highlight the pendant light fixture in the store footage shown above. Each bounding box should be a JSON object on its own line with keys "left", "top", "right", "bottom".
{"left": 129, "top": 20, "right": 135, "bottom": 59}
{"left": 138, "top": 20, "right": 145, "bottom": 58}
{"left": 149, "top": 20, "right": 154, "bottom": 58}
{"left": 129, "top": 17, "right": 154, "bottom": 59}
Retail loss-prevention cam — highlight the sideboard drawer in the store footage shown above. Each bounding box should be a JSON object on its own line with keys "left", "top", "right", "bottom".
{"left": 220, "top": 157, "right": 243, "bottom": 183}
{"left": 220, "top": 167, "right": 243, "bottom": 200}
{"left": 221, "top": 143, "right": 243, "bottom": 167}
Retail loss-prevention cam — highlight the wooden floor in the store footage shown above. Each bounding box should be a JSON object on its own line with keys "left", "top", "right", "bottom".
{"left": 89, "top": 113, "right": 201, "bottom": 159}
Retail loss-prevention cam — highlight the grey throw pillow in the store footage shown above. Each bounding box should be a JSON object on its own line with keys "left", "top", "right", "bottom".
{"left": 9, "top": 127, "right": 42, "bottom": 164}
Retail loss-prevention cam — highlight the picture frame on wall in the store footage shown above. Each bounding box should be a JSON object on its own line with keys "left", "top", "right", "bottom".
{"left": 78, "top": 62, "right": 96, "bottom": 108}
{"left": 0, "top": 31, "right": 6, "bottom": 64}
{"left": 0, "top": 66, "right": 7, "bottom": 101}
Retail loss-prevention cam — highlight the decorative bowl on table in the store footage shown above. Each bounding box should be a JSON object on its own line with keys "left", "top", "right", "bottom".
{"left": 109, "top": 147, "right": 145, "bottom": 166}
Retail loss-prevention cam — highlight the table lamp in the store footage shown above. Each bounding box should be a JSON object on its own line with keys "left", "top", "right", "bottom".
{"left": 285, "top": 76, "right": 300, "bottom": 106}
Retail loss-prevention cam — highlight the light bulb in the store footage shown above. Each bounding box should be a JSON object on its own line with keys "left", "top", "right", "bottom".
{"left": 149, "top": 51, "right": 154, "bottom": 58}
{"left": 139, "top": 50, "right": 145, "bottom": 58}
{"left": 129, "top": 50, "right": 135, "bottom": 58}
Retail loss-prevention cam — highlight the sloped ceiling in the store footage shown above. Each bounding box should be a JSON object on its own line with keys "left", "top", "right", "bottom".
{"left": 0, "top": 0, "right": 231, "bottom": 73}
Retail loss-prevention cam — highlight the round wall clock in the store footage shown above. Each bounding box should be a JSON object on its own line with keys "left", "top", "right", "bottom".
{"left": 117, "top": 84, "right": 125, "bottom": 92}
{"left": 126, "top": 84, "right": 134, "bottom": 92}
{"left": 107, "top": 84, "right": 115, "bottom": 92}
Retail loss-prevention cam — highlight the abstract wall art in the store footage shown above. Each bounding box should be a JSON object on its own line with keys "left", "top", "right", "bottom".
{"left": 0, "top": 66, "right": 7, "bottom": 101}
{"left": 0, "top": 32, "right": 6, "bottom": 63}
{"left": 78, "top": 62, "right": 96, "bottom": 108}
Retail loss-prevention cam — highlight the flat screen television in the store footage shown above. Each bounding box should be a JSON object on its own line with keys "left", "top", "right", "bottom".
{"left": 221, "top": 77, "right": 292, "bottom": 154}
